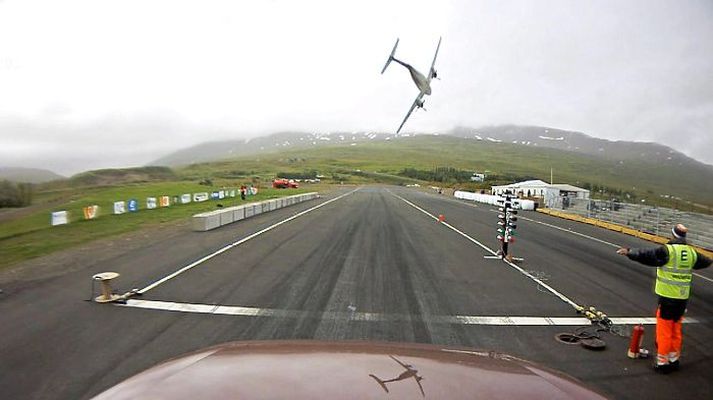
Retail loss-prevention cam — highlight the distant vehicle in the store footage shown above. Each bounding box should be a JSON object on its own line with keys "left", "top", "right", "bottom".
{"left": 381, "top": 37, "right": 442, "bottom": 133}
{"left": 273, "top": 178, "right": 299, "bottom": 189}
{"left": 470, "top": 173, "right": 485, "bottom": 182}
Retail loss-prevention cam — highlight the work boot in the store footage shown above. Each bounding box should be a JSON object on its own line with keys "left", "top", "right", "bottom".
{"left": 668, "top": 360, "right": 680, "bottom": 371}
{"left": 653, "top": 363, "right": 671, "bottom": 374}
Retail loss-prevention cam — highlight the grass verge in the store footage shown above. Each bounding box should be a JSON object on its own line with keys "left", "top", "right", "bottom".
{"left": 0, "top": 181, "right": 323, "bottom": 270}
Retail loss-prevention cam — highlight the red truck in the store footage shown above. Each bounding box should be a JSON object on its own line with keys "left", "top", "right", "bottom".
{"left": 272, "top": 178, "right": 299, "bottom": 189}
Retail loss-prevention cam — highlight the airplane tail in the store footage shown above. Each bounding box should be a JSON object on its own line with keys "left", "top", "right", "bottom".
{"left": 369, "top": 374, "right": 389, "bottom": 393}
{"left": 381, "top": 38, "right": 399, "bottom": 74}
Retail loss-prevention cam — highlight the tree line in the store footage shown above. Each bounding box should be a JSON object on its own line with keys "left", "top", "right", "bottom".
{"left": 399, "top": 167, "right": 474, "bottom": 183}
{"left": 0, "top": 180, "right": 34, "bottom": 207}
{"left": 276, "top": 170, "right": 319, "bottom": 180}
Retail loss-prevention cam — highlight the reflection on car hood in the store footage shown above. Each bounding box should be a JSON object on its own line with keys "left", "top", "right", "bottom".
{"left": 92, "top": 340, "right": 608, "bottom": 400}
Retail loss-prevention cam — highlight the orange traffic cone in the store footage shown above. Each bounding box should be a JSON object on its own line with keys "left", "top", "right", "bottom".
{"left": 438, "top": 214, "right": 445, "bottom": 223}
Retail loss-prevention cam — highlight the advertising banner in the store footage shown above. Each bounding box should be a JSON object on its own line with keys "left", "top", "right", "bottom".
{"left": 193, "top": 192, "right": 209, "bottom": 202}
{"left": 51, "top": 211, "right": 68, "bottom": 226}
{"left": 180, "top": 194, "right": 192, "bottom": 204}
{"left": 218, "top": 190, "right": 225, "bottom": 199}
{"left": 128, "top": 199, "right": 139, "bottom": 212}
{"left": 114, "top": 201, "right": 126, "bottom": 214}
{"left": 83, "top": 205, "right": 99, "bottom": 220}
{"left": 210, "top": 191, "right": 220, "bottom": 200}
{"left": 146, "top": 197, "right": 157, "bottom": 209}
{"left": 159, "top": 196, "right": 170, "bottom": 207}
{"left": 229, "top": 190, "right": 236, "bottom": 198}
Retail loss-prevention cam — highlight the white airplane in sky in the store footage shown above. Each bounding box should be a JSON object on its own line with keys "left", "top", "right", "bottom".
{"left": 381, "top": 37, "right": 441, "bottom": 133}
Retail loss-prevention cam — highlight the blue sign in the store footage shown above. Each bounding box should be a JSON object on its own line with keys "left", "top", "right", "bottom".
{"left": 211, "top": 191, "right": 220, "bottom": 200}
{"left": 128, "top": 199, "right": 138, "bottom": 212}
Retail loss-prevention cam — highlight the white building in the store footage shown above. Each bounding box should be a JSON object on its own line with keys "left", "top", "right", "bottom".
{"left": 491, "top": 179, "right": 590, "bottom": 208}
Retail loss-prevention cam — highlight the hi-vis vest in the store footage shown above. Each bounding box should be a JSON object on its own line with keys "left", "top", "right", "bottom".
{"left": 656, "top": 244, "right": 697, "bottom": 299}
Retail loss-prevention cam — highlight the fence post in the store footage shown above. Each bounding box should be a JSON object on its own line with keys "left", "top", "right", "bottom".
{"left": 655, "top": 208, "right": 660, "bottom": 236}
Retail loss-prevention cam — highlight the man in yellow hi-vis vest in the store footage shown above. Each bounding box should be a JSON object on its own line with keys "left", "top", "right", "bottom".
{"left": 617, "top": 224, "right": 711, "bottom": 373}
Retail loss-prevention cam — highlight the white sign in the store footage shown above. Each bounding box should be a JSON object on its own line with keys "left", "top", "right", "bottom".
{"left": 51, "top": 211, "right": 68, "bottom": 226}
{"left": 113, "top": 201, "right": 126, "bottom": 214}
{"left": 193, "top": 192, "right": 209, "bottom": 202}
{"left": 180, "top": 194, "right": 192, "bottom": 204}
{"left": 218, "top": 190, "right": 225, "bottom": 199}
{"left": 146, "top": 197, "right": 157, "bottom": 209}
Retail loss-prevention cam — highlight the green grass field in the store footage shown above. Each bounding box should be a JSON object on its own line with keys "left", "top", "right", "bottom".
{"left": 0, "top": 180, "right": 321, "bottom": 269}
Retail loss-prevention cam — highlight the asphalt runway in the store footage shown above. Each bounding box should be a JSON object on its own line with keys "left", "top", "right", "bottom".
{"left": 1, "top": 186, "right": 712, "bottom": 399}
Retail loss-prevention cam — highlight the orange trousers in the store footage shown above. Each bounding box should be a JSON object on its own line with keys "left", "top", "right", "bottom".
{"left": 656, "top": 308, "right": 683, "bottom": 365}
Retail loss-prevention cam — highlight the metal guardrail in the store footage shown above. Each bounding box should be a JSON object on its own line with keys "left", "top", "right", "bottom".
{"left": 551, "top": 198, "right": 713, "bottom": 250}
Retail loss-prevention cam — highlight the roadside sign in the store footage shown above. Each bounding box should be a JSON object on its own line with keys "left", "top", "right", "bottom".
{"left": 128, "top": 199, "right": 139, "bottom": 212}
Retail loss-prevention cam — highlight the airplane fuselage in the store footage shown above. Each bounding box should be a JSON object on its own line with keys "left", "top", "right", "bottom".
{"left": 391, "top": 58, "right": 431, "bottom": 95}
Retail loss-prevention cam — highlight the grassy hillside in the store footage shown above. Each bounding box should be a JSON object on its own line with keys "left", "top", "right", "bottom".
{"left": 0, "top": 167, "right": 64, "bottom": 183}
{"left": 181, "top": 135, "right": 713, "bottom": 209}
{"left": 65, "top": 166, "right": 178, "bottom": 187}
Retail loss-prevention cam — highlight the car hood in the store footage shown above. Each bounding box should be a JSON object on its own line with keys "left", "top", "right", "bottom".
{"left": 93, "top": 340, "right": 607, "bottom": 399}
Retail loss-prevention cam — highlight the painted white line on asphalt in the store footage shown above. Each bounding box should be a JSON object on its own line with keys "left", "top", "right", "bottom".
{"left": 393, "top": 192, "right": 497, "bottom": 256}
{"left": 119, "top": 299, "right": 699, "bottom": 325}
{"left": 482, "top": 206, "right": 713, "bottom": 285}
{"left": 516, "top": 214, "right": 713, "bottom": 284}
{"left": 693, "top": 272, "right": 713, "bottom": 283}
{"left": 518, "top": 214, "right": 620, "bottom": 247}
{"left": 390, "top": 191, "right": 582, "bottom": 310}
{"left": 138, "top": 188, "right": 361, "bottom": 294}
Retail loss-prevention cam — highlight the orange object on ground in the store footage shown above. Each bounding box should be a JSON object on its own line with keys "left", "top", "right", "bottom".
{"left": 655, "top": 308, "right": 682, "bottom": 365}
{"left": 628, "top": 324, "right": 644, "bottom": 358}
{"left": 438, "top": 214, "right": 445, "bottom": 222}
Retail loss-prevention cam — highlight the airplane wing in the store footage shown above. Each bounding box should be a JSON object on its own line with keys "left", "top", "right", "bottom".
{"left": 397, "top": 91, "right": 425, "bottom": 133}
{"left": 389, "top": 355, "right": 410, "bottom": 369}
{"left": 428, "top": 37, "right": 442, "bottom": 82}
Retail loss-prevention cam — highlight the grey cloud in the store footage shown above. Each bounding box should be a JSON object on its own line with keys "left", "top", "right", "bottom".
{"left": 0, "top": 116, "right": 251, "bottom": 175}
{"left": 1, "top": 0, "right": 712, "bottom": 174}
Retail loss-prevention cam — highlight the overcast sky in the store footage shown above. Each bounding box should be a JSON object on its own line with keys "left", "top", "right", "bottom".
{"left": 1, "top": 0, "right": 712, "bottom": 175}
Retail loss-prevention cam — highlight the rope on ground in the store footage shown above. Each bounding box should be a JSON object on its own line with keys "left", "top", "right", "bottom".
{"left": 556, "top": 305, "right": 631, "bottom": 350}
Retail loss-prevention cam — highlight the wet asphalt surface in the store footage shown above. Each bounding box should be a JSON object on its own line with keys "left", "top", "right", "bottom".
{"left": 1, "top": 186, "right": 712, "bottom": 399}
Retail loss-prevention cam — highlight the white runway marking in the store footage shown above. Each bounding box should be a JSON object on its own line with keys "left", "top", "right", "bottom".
{"left": 515, "top": 213, "right": 620, "bottom": 247}
{"left": 517, "top": 212, "right": 713, "bottom": 284}
{"left": 138, "top": 188, "right": 360, "bottom": 294}
{"left": 480, "top": 203, "right": 713, "bottom": 284}
{"left": 118, "top": 299, "right": 698, "bottom": 326}
{"left": 391, "top": 192, "right": 582, "bottom": 311}
{"left": 693, "top": 272, "right": 713, "bottom": 283}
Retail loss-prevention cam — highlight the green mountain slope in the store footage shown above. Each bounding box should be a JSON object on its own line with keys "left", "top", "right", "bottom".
{"left": 181, "top": 135, "right": 713, "bottom": 209}
{"left": 0, "top": 167, "right": 64, "bottom": 183}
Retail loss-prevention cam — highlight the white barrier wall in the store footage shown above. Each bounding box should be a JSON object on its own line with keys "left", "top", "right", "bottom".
{"left": 454, "top": 190, "right": 535, "bottom": 210}
{"left": 192, "top": 192, "right": 320, "bottom": 231}
{"left": 232, "top": 206, "right": 245, "bottom": 221}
